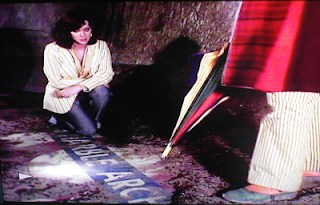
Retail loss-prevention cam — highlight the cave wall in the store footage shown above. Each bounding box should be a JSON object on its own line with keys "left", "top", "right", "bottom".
{"left": 0, "top": 1, "right": 241, "bottom": 92}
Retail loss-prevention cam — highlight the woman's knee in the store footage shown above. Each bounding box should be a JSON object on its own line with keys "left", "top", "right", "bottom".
{"left": 90, "top": 86, "right": 113, "bottom": 105}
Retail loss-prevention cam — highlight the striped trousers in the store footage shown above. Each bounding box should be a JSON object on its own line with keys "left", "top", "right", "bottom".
{"left": 248, "top": 92, "right": 320, "bottom": 192}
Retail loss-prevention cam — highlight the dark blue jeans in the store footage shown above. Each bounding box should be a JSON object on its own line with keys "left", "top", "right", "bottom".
{"left": 53, "top": 85, "right": 112, "bottom": 135}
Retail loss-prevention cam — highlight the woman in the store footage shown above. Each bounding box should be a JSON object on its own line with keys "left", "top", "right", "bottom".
{"left": 43, "top": 8, "right": 114, "bottom": 136}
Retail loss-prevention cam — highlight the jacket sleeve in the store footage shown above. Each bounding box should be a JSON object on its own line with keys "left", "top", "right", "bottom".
{"left": 43, "top": 43, "right": 84, "bottom": 89}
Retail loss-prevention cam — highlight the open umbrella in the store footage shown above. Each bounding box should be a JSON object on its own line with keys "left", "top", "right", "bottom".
{"left": 162, "top": 43, "right": 230, "bottom": 158}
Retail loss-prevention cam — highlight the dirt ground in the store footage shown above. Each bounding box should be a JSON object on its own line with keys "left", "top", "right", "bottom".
{"left": 1, "top": 87, "right": 320, "bottom": 204}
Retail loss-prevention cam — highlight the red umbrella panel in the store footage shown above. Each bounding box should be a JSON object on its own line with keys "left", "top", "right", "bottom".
{"left": 162, "top": 44, "right": 230, "bottom": 158}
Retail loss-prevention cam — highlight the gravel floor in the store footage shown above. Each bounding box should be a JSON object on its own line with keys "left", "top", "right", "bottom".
{"left": 1, "top": 88, "right": 320, "bottom": 204}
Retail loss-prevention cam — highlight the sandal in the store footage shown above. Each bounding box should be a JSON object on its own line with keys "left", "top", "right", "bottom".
{"left": 222, "top": 187, "right": 297, "bottom": 204}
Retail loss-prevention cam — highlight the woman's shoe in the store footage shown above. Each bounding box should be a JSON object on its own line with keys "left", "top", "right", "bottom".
{"left": 222, "top": 187, "right": 297, "bottom": 204}
{"left": 48, "top": 115, "right": 58, "bottom": 126}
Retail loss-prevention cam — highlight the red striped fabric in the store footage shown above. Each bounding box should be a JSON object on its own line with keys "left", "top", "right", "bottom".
{"left": 222, "top": 1, "right": 320, "bottom": 92}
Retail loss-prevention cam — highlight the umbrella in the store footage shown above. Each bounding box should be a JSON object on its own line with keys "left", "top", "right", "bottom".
{"left": 162, "top": 43, "right": 230, "bottom": 158}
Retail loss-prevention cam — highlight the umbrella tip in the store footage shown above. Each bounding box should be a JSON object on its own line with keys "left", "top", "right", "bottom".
{"left": 161, "top": 143, "right": 173, "bottom": 158}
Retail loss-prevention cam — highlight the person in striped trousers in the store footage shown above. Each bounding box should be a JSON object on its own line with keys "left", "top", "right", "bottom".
{"left": 221, "top": 1, "right": 320, "bottom": 204}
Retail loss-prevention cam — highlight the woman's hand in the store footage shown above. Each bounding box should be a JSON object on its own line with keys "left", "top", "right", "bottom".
{"left": 59, "top": 85, "right": 84, "bottom": 98}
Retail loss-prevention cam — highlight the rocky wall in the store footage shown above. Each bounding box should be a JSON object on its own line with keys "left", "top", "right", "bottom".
{"left": 106, "top": 1, "right": 241, "bottom": 65}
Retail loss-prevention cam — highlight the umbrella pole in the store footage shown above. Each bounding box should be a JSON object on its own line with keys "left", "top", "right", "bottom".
{"left": 162, "top": 142, "right": 174, "bottom": 158}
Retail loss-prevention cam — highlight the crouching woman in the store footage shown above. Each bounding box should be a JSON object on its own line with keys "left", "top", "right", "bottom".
{"left": 43, "top": 8, "right": 114, "bottom": 136}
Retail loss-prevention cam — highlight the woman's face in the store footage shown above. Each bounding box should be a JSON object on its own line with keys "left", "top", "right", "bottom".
{"left": 70, "top": 20, "right": 92, "bottom": 45}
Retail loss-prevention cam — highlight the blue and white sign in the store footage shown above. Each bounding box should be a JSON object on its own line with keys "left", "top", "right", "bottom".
{"left": 51, "top": 134, "right": 172, "bottom": 204}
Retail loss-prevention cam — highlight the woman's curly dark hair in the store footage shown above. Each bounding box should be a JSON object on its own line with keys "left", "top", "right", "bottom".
{"left": 52, "top": 8, "right": 98, "bottom": 49}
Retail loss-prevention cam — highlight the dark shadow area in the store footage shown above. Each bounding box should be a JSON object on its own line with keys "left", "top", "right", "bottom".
{"left": 0, "top": 89, "right": 44, "bottom": 109}
{"left": 0, "top": 28, "right": 35, "bottom": 91}
{"left": 102, "top": 36, "right": 201, "bottom": 143}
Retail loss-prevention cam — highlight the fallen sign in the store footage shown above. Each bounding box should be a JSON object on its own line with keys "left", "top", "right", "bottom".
{"left": 51, "top": 134, "right": 172, "bottom": 204}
